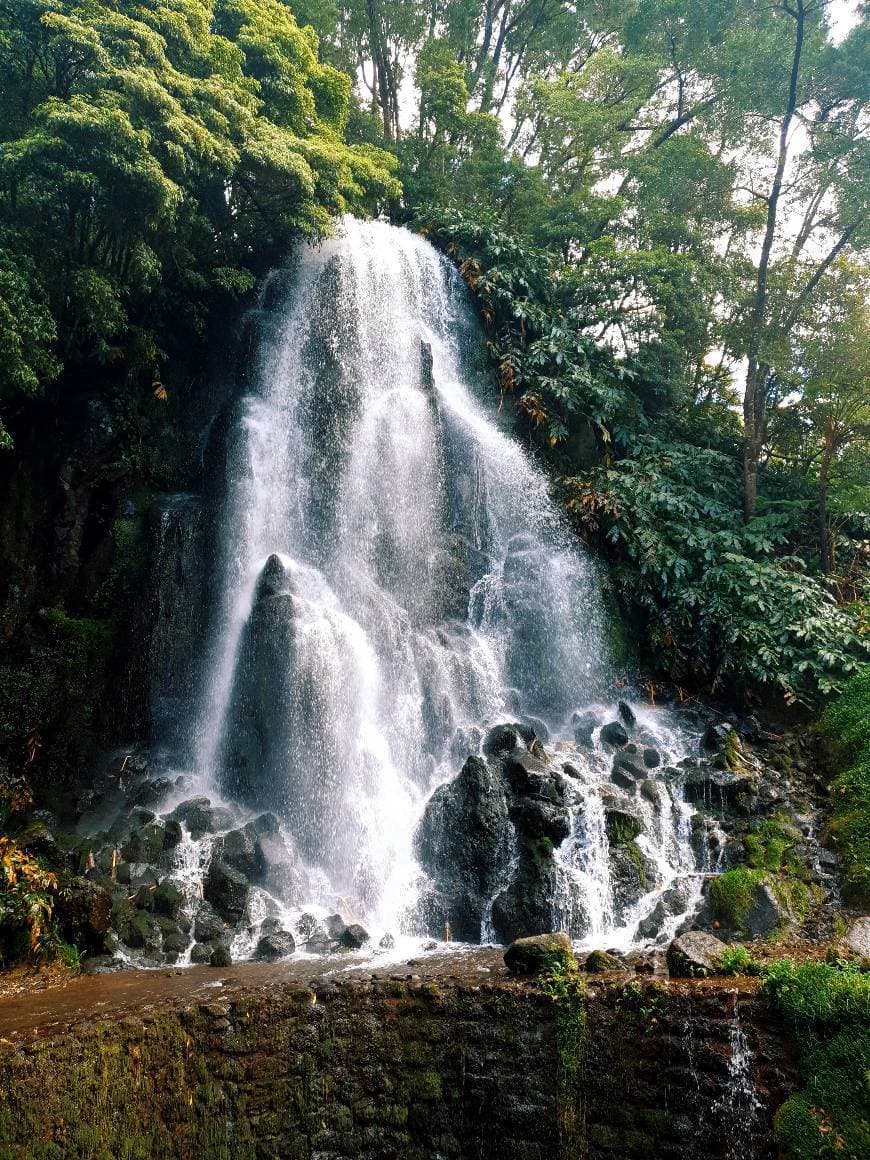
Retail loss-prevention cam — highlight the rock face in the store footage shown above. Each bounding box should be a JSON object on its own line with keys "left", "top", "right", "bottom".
{"left": 415, "top": 754, "right": 512, "bottom": 942}
{"left": 666, "top": 931, "right": 729, "bottom": 977}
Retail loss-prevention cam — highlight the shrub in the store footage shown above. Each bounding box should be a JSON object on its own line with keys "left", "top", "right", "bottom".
{"left": 823, "top": 667, "right": 870, "bottom": 905}
{"left": 0, "top": 837, "right": 57, "bottom": 962}
{"left": 764, "top": 960, "right": 870, "bottom": 1160}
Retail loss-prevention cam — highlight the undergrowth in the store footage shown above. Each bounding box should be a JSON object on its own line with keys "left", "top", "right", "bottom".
{"left": 764, "top": 959, "right": 870, "bottom": 1160}
{"left": 823, "top": 667, "right": 870, "bottom": 906}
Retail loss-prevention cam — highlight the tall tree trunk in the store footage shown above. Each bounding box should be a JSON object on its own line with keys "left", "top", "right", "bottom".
{"left": 818, "top": 424, "right": 838, "bottom": 575}
{"left": 742, "top": 0, "right": 805, "bottom": 520}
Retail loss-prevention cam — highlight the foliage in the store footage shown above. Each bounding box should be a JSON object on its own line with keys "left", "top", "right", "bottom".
{"left": 0, "top": 836, "right": 57, "bottom": 960}
{"left": 0, "top": 0, "right": 399, "bottom": 440}
{"left": 764, "top": 959, "right": 870, "bottom": 1160}
{"left": 822, "top": 667, "right": 870, "bottom": 905}
{"left": 571, "top": 437, "right": 868, "bottom": 701}
{"left": 715, "top": 946, "right": 761, "bottom": 976}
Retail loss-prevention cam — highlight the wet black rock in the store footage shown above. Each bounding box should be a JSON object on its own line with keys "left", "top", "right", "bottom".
{"left": 572, "top": 711, "right": 598, "bottom": 748}
{"left": 255, "top": 930, "right": 296, "bottom": 960}
{"left": 618, "top": 701, "right": 636, "bottom": 728}
{"left": 415, "top": 755, "right": 511, "bottom": 942}
{"left": 610, "top": 843, "right": 657, "bottom": 920}
{"left": 169, "top": 798, "right": 235, "bottom": 838}
{"left": 643, "top": 748, "right": 661, "bottom": 769}
{"left": 325, "top": 914, "right": 347, "bottom": 940}
{"left": 205, "top": 861, "right": 249, "bottom": 922}
{"left": 666, "top": 931, "right": 728, "bottom": 977}
{"left": 482, "top": 724, "right": 525, "bottom": 757}
{"left": 193, "top": 902, "right": 226, "bottom": 944}
{"left": 214, "top": 825, "right": 264, "bottom": 881}
{"left": 210, "top": 943, "right": 232, "bottom": 967}
{"left": 340, "top": 924, "right": 370, "bottom": 950}
{"left": 600, "top": 721, "right": 629, "bottom": 748}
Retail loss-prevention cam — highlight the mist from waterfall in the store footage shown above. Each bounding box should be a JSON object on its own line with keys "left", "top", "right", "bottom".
{"left": 179, "top": 217, "right": 609, "bottom": 934}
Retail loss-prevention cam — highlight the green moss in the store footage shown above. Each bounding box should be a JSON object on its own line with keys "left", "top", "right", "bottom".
{"left": 624, "top": 839, "right": 648, "bottom": 885}
{"left": 708, "top": 867, "right": 764, "bottom": 928}
{"left": 764, "top": 960, "right": 870, "bottom": 1160}
{"left": 823, "top": 666, "right": 870, "bottom": 906}
{"left": 744, "top": 815, "right": 800, "bottom": 874}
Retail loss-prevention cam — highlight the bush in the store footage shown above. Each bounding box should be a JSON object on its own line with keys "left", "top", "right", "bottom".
{"left": 823, "top": 667, "right": 870, "bottom": 905}
{"left": 764, "top": 960, "right": 870, "bottom": 1160}
{"left": 0, "top": 837, "right": 57, "bottom": 962}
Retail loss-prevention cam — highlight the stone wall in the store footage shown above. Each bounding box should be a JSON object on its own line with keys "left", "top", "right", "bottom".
{"left": 0, "top": 970, "right": 794, "bottom": 1159}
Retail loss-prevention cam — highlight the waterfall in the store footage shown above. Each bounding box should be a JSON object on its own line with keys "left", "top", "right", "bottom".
{"left": 148, "top": 216, "right": 717, "bottom": 953}
{"left": 166, "top": 218, "right": 605, "bottom": 933}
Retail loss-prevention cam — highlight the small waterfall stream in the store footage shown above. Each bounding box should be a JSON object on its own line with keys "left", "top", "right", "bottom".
{"left": 150, "top": 217, "right": 716, "bottom": 954}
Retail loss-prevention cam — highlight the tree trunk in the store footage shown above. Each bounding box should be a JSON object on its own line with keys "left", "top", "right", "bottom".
{"left": 741, "top": 0, "right": 805, "bottom": 521}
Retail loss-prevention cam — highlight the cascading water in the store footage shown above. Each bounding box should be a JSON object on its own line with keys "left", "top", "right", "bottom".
{"left": 153, "top": 217, "right": 715, "bottom": 956}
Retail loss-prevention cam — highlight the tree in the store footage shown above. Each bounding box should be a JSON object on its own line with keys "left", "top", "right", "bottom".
{"left": 0, "top": 0, "right": 399, "bottom": 437}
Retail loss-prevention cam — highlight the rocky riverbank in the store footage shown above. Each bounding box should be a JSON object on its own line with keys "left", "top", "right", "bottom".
{"left": 0, "top": 948, "right": 795, "bottom": 1160}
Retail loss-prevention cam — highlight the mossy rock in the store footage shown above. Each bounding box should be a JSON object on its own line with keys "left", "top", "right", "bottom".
{"left": 504, "top": 932, "right": 576, "bottom": 976}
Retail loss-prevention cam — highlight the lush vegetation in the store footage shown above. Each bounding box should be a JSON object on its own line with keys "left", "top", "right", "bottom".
{"left": 764, "top": 958, "right": 870, "bottom": 1160}
{"left": 0, "top": 3, "right": 867, "bottom": 780}
{"left": 0, "top": 0, "right": 399, "bottom": 446}
{"left": 823, "top": 666, "right": 870, "bottom": 905}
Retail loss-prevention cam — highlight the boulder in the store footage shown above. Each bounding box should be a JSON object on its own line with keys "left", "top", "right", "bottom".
{"left": 190, "top": 943, "right": 213, "bottom": 964}
{"left": 115, "top": 862, "right": 159, "bottom": 889}
{"left": 743, "top": 881, "right": 785, "bottom": 937}
{"left": 169, "top": 798, "right": 235, "bottom": 838}
{"left": 415, "top": 754, "right": 512, "bottom": 942}
{"left": 325, "top": 914, "right": 347, "bottom": 940}
{"left": 193, "top": 902, "right": 227, "bottom": 944}
{"left": 610, "top": 845, "right": 655, "bottom": 919}
{"left": 210, "top": 943, "right": 232, "bottom": 967}
{"left": 254, "top": 930, "right": 296, "bottom": 961}
{"left": 504, "top": 932, "right": 576, "bottom": 976}
{"left": 572, "top": 711, "right": 598, "bottom": 748}
{"left": 55, "top": 879, "right": 112, "bottom": 954}
{"left": 617, "top": 701, "right": 636, "bottom": 728}
{"left": 214, "top": 825, "right": 263, "bottom": 881}
{"left": 121, "top": 823, "right": 166, "bottom": 865}
{"left": 340, "top": 924, "right": 369, "bottom": 950}
{"left": 584, "top": 949, "right": 627, "bottom": 973}
{"left": 600, "top": 722, "right": 629, "bottom": 749}
{"left": 482, "top": 724, "right": 525, "bottom": 757}
{"left": 643, "top": 748, "right": 661, "bottom": 769}
{"left": 605, "top": 809, "right": 642, "bottom": 846}
{"left": 204, "top": 861, "right": 249, "bottom": 922}
{"left": 153, "top": 879, "right": 184, "bottom": 919}
{"left": 832, "top": 917, "right": 870, "bottom": 969}
{"left": 666, "top": 931, "right": 729, "bottom": 977}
